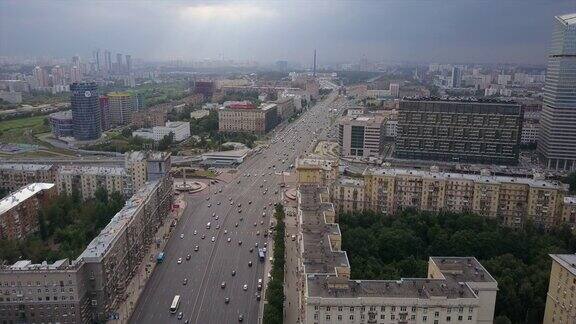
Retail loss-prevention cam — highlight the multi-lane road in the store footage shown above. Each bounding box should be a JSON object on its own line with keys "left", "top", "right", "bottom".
{"left": 130, "top": 91, "right": 350, "bottom": 324}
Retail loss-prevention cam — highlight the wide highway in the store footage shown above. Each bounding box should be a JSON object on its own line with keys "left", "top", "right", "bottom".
{"left": 130, "top": 90, "right": 350, "bottom": 324}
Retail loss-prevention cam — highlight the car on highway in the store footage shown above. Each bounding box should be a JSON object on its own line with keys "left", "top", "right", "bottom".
{"left": 238, "top": 209, "right": 242, "bottom": 213}
{"left": 180, "top": 234, "right": 184, "bottom": 239}
{"left": 211, "top": 236, "right": 215, "bottom": 242}
{"left": 242, "top": 284, "right": 248, "bottom": 291}
{"left": 216, "top": 224, "right": 220, "bottom": 229}
{"left": 207, "top": 204, "right": 211, "bottom": 208}
{"left": 256, "top": 231, "right": 260, "bottom": 236}
{"left": 221, "top": 282, "right": 226, "bottom": 289}
{"left": 248, "top": 261, "right": 252, "bottom": 267}
{"left": 193, "top": 230, "right": 197, "bottom": 235}
{"left": 225, "top": 297, "right": 230, "bottom": 304}
{"left": 232, "top": 270, "right": 236, "bottom": 276}
{"left": 201, "top": 234, "right": 205, "bottom": 239}
{"left": 186, "top": 254, "right": 191, "bottom": 260}
{"left": 227, "top": 237, "right": 231, "bottom": 242}
{"left": 177, "top": 312, "right": 183, "bottom": 319}
{"left": 256, "top": 293, "right": 261, "bottom": 301}
{"left": 177, "top": 258, "right": 182, "bottom": 264}
{"left": 238, "top": 240, "right": 242, "bottom": 245}
{"left": 183, "top": 278, "right": 188, "bottom": 285}
{"left": 238, "top": 314, "right": 244, "bottom": 322}
{"left": 224, "top": 230, "right": 228, "bottom": 234}
{"left": 194, "top": 245, "right": 199, "bottom": 251}
{"left": 249, "top": 247, "right": 254, "bottom": 253}
{"left": 217, "top": 201, "right": 221, "bottom": 205}
{"left": 235, "top": 223, "right": 239, "bottom": 227}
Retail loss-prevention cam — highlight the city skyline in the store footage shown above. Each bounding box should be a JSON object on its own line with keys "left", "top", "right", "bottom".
{"left": 1, "top": 1, "right": 575, "bottom": 65}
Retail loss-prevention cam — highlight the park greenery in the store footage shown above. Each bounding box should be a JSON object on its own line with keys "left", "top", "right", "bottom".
{"left": 263, "top": 204, "right": 286, "bottom": 324}
{"left": 339, "top": 210, "right": 576, "bottom": 324}
{"left": 0, "top": 188, "right": 125, "bottom": 263}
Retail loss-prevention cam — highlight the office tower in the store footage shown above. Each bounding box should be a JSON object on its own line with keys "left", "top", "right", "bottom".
{"left": 538, "top": 13, "right": 576, "bottom": 171}
{"left": 389, "top": 83, "right": 400, "bottom": 98}
{"left": 104, "top": 50, "right": 112, "bottom": 72}
{"left": 99, "top": 95, "right": 111, "bottom": 131}
{"left": 32, "top": 66, "right": 48, "bottom": 88}
{"left": 125, "top": 54, "right": 132, "bottom": 73}
{"left": 108, "top": 92, "right": 134, "bottom": 126}
{"left": 70, "top": 66, "right": 81, "bottom": 83}
{"left": 338, "top": 114, "right": 385, "bottom": 158}
{"left": 70, "top": 82, "right": 101, "bottom": 140}
{"left": 93, "top": 49, "right": 101, "bottom": 72}
{"left": 116, "top": 53, "right": 123, "bottom": 73}
{"left": 451, "top": 66, "right": 462, "bottom": 88}
{"left": 395, "top": 98, "right": 523, "bottom": 165}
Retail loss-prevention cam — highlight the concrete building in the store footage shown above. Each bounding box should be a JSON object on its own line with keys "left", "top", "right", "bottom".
{"left": 70, "top": 82, "right": 101, "bottom": 141}
{"left": 543, "top": 254, "right": 576, "bottom": 323}
{"left": 124, "top": 151, "right": 149, "bottom": 194}
{"left": 297, "top": 184, "right": 498, "bottom": 324}
{"left": 132, "top": 121, "right": 191, "bottom": 142}
{"left": 0, "top": 164, "right": 56, "bottom": 192}
{"left": 389, "top": 83, "right": 400, "bottom": 98}
{"left": 107, "top": 92, "right": 134, "bottom": 126}
{"left": 562, "top": 197, "right": 576, "bottom": 230}
{"left": 331, "top": 167, "right": 569, "bottom": 229}
{"left": 521, "top": 120, "right": 539, "bottom": 144}
{"left": 451, "top": 66, "right": 462, "bottom": 88}
{"left": 201, "top": 149, "right": 250, "bottom": 166}
{"left": 98, "top": 95, "right": 111, "bottom": 131}
{"left": 0, "top": 183, "right": 55, "bottom": 240}
{"left": 49, "top": 110, "right": 74, "bottom": 138}
{"left": 332, "top": 178, "right": 365, "bottom": 214}
{"left": 538, "top": 13, "right": 576, "bottom": 171}
{"left": 56, "top": 166, "right": 130, "bottom": 200}
{"left": 295, "top": 156, "right": 339, "bottom": 187}
{"left": 218, "top": 102, "right": 278, "bottom": 134}
{"left": 395, "top": 98, "right": 523, "bottom": 165}
{"left": 189, "top": 109, "right": 210, "bottom": 119}
{"left": 131, "top": 109, "right": 167, "bottom": 128}
{"left": 338, "top": 114, "right": 385, "bottom": 158}
{"left": 146, "top": 152, "right": 172, "bottom": 182}
{"left": 275, "top": 97, "right": 296, "bottom": 121}
{"left": 0, "top": 176, "right": 173, "bottom": 323}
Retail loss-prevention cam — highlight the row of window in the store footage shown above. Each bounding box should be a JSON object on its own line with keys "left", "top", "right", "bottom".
{"left": 1, "top": 280, "right": 73, "bottom": 287}
{"left": 314, "top": 313, "right": 474, "bottom": 322}
{"left": 314, "top": 305, "right": 474, "bottom": 313}
{"left": 0, "top": 294, "right": 75, "bottom": 302}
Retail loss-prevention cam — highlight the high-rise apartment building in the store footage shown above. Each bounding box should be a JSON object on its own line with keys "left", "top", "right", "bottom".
{"left": 104, "top": 50, "right": 112, "bottom": 72}
{"left": 116, "top": 53, "right": 123, "bottom": 73}
{"left": 543, "top": 254, "right": 576, "bottom": 323}
{"left": 32, "top": 66, "right": 48, "bottom": 88}
{"left": 451, "top": 66, "right": 462, "bottom": 88}
{"left": 338, "top": 114, "right": 385, "bottom": 158}
{"left": 0, "top": 164, "right": 56, "bottom": 192}
{"left": 99, "top": 95, "right": 111, "bottom": 131}
{"left": 538, "top": 13, "right": 576, "bottom": 171}
{"left": 389, "top": 83, "right": 400, "bottom": 98}
{"left": 107, "top": 92, "right": 134, "bottom": 126}
{"left": 56, "top": 165, "right": 130, "bottom": 200}
{"left": 395, "top": 98, "right": 523, "bottom": 165}
{"left": 125, "top": 54, "right": 132, "bottom": 74}
{"left": 70, "top": 82, "right": 101, "bottom": 140}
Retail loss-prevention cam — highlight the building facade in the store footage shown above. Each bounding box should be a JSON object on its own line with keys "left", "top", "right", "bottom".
{"left": 49, "top": 110, "right": 73, "bottom": 138}
{"left": 538, "top": 13, "right": 576, "bottom": 171}
{"left": 98, "top": 95, "right": 111, "bottom": 131}
{"left": 338, "top": 115, "right": 385, "bottom": 158}
{"left": 218, "top": 103, "right": 278, "bottom": 134}
{"left": 131, "top": 109, "right": 167, "bottom": 128}
{"left": 544, "top": 254, "right": 576, "bottom": 323}
{"left": 0, "top": 164, "right": 56, "bottom": 192}
{"left": 0, "top": 183, "right": 55, "bottom": 240}
{"left": 132, "top": 121, "right": 190, "bottom": 142}
{"left": 107, "top": 92, "right": 134, "bottom": 126}
{"left": 56, "top": 166, "right": 130, "bottom": 200}
{"left": 70, "top": 82, "right": 101, "bottom": 141}
{"left": 395, "top": 99, "right": 523, "bottom": 165}
{"left": 0, "top": 176, "right": 173, "bottom": 323}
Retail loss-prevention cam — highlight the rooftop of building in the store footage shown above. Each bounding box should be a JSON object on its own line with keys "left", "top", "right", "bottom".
{"left": 339, "top": 114, "right": 386, "bottom": 125}
{"left": 336, "top": 177, "right": 365, "bottom": 187}
{"left": 363, "top": 167, "right": 567, "bottom": 190}
{"left": 429, "top": 257, "right": 496, "bottom": 283}
{"left": 299, "top": 185, "right": 350, "bottom": 275}
{"left": 550, "top": 254, "right": 576, "bottom": 276}
{"left": 401, "top": 96, "right": 518, "bottom": 105}
{"left": 557, "top": 13, "right": 576, "bottom": 26}
{"left": 565, "top": 196, "right": 576, "bottom": 205}
{"left": 0, "top": 183, "right": 54, "bottom": 214}
{"left": 163, "top": 121, "right": 189, "bottom": 128}
{"left": 107, "top": 91, "right": 132, "bottom": 97}
{"left": 59, "top": 165, "right": 126, "bottom": 176}
{"left": 202, "top": 148, "right": 250, "bottom": 158}
{"left": 296, "top": 155, "right": 337, "bottom": 171}
{"left": 147, "top": 151, "right": 171, "bottom": 162}
{"left": 306, "top": 274, "right": 477, "bottom": 300}
{"left": 3, "top": 259, "right": 70, "bottom": 271}
{"left": 0, "top": 163, "right": 53, "bottom": 172}
{"left": 49, "top": 110, "right": 73, "bottom": 120}
{"left": 125, "top": 150, "right": 146, "bottom": 162}
{"left": 79, "top": 180, "right": 160, "bottom": 261}
{"left": 260, "top": 103, "right": 278, "bottom": 111}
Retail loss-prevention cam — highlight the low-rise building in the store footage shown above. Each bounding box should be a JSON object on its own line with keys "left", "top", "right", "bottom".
{"left": 0, "top": 183, "right": 55, "bottom": 240}
{"left": 131, "top": 109, "right": 167, "bottom": 128}
{"left": 49, "top": 110, "right": 74, "bottom": 138}
{"left": 190, "top": 109, "right": 210, "bottom": 119}
{"left": 275, "top": 97, "right": 296, "bottom": 121}
{"left": 0, "top": 164, "right": 56, "bottom": 192}
{"left": 132, "top": 121, "right": 191, "bottom": 142}
{"left": 544, "top": 254, "right": 576, "bottom": 324}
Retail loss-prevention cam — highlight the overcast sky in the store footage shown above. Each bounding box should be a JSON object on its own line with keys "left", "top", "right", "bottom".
{"left": 1, "top": 0, "right": 575, "bottom": 64}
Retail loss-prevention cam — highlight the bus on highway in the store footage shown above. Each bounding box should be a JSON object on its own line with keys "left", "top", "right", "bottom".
{"left": 170, "top": 295, "right": 181, "bottom": 313}
{"left": 156, "top": 252, "right": 165, "bottom": 263}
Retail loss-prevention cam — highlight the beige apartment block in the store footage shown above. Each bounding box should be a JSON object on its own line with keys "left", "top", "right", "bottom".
{"left": 295, "top": 155, "right": 339, "bottom": 186}
{"left": 544, "top": 254, "right": 576, "bottom": 324}
{"left": 218, "top": 103, "right": 278, "bottom": 134}
{"left": 298, "top": 184, "right": 498, "bottom": 324}
{"left": 0, "top": 164, "right": 56, "bottom": 192}
{"left": 56, "top": 166, "right": 130, "bottom": 200}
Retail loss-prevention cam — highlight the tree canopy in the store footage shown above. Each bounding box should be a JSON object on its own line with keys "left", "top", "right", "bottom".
{"left": 339, "top": 210, "right": 576, "bottom": 324}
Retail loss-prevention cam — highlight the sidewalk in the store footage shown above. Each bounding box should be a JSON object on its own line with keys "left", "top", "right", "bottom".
{"left": 110, "top": 196, "right": 187, "bottom": 324}
{"left": 284, "top": 205, "right": 302, "bottom": 324}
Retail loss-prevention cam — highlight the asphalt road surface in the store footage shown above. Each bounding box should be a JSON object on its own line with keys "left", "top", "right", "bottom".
{"left": 130, "top": 91, "right": 350, "bottom": 324}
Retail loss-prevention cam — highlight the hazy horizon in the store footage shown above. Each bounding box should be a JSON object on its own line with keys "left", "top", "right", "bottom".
{"left": 1, "top": 0, "right": 575, "bottom": 65}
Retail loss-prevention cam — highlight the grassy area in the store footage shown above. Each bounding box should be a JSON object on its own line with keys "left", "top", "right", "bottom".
{"left": 0, "top": 115, "right": 50, "bottom": 144}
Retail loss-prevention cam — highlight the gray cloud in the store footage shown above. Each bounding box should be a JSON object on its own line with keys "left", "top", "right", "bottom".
{"left": 1, "top": 0, "right": 574, "bottom": 64}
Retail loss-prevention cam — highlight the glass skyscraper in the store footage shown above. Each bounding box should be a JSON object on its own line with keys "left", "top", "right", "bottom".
{"left": 70, "top": 82, "right": 102, "bottom": 140}
{"left": 538, "top": 13, "right": 576, "bottom": 171}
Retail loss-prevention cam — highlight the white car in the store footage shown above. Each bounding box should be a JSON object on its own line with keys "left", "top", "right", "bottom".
{"left": 227, "top": 237, "right": 231, "bottom": 242}
{"left": 211, "top": 236, "right": 215, "bottom": 242}
{"left": 177, "top": 258, "right": 182, "bottom": 264}
{"left": 243, "top": 284, "right": 248, "bottom": 291}
{"left": 194, "top": 230, "right": 197, "bottom": 235}
{"left": 180, "top": 234, "right": 184, "bottom": 239}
